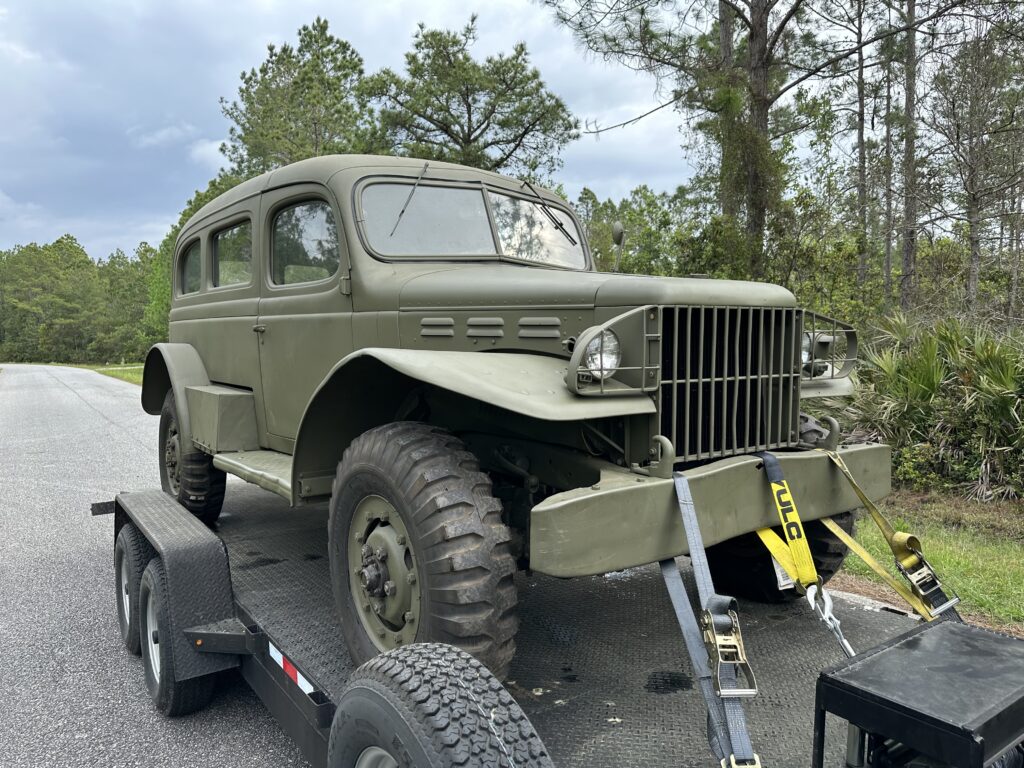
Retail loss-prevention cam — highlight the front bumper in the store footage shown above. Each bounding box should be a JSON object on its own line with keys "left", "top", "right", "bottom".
{"left": 528, "top": 443, "right": 891, "bottom": 577}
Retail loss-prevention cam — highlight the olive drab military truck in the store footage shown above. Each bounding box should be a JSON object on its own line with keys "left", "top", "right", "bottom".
{"left": 140, "top": 154, "right": 891, "bottom": 679}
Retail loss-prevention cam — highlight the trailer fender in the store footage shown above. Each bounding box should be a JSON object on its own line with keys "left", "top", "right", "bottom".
{"left": 290, "top": 348, "right": 656, "bottom": 504}
{"left": 113, "top": 489, "right": 238, "bottom": 681}
{"left": 141, "top": 342, "right": 211, "bottom": 448}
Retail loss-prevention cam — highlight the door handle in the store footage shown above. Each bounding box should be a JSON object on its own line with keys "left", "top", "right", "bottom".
{"left": 252, "top": 324, "right": 266, "bottom": 334}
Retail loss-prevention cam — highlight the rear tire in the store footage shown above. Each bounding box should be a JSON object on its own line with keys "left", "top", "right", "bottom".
{"left": 328, "top": 422, "right": 518, "bottom": 678}
{"left": 328, "top": 644, "right": 553, "bottom": 768}
{"left": 705, "top": 512, "right": 855, "bottom": 603}
{"left": 114, "top": 523, "right": 155, "bottom": 655}
{"left": 138, "top": 558, "right": 216, "bottom": 716}
{"left": 159, "top": 390, "right": 225, "bottom": 526}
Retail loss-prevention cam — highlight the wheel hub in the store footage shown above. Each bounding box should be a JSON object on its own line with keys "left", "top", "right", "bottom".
{"left": 349, "top": 496, "right": 420, "bottom": 651}
{"left": 164, "top": 426, "right": 181, "bottom": 494}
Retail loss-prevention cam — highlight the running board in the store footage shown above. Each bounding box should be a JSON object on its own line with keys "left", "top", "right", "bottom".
{"left": 214, "top": 450, "right": 292, "bottom": 501}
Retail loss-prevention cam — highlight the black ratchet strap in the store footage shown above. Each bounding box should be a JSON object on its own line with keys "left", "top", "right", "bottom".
{"left": 660, "top": 473, "right": 761, "bottom": 768}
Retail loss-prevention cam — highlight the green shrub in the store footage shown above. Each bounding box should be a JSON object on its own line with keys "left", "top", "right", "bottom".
{"left": 847, "top": 313, "right": 1024, "bottom": 500}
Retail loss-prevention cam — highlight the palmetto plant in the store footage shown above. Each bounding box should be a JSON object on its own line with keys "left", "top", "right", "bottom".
{"left": 847, "top": 313, "right": 1024, "bottom": 500}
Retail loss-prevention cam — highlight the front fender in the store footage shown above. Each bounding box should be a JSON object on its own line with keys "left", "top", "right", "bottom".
{"left": 289, "top": 349, "right": 656, "bottom": 505}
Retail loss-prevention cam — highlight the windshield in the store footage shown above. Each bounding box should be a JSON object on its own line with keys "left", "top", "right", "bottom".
{"left": 360, "top": 182, "right": 587, "bottom": 269}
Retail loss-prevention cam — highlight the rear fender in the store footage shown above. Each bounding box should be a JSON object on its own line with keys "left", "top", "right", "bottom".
{"left": 290, "top": 348, "right": 656, "bottom": 505}
{"left": 141, "top": 343, "right": 211, "bottom": 448}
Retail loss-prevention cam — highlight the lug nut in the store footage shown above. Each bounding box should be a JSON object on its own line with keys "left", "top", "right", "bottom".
{"left": 383, "top": 580, "right": 397, "bottom": 597}
{"left": 361, "top": 544, "right": 372, "bottom": 559}
{"left": 406, "top": 572, "right": 417, "bottom": 585}
{"left": 374, "top": 547, "right": 388, "bottom": 561}
{"left": 372, "top": 602, "right": 382, "bottom": 614}
{"left": 403, "top": 611, "right": 415, "bottom": 623}
{"left": 395, "top": 534, "right": 406, "bottom": 545}
{"left": 354, "top": 532, "right": 365, "bottom": 543}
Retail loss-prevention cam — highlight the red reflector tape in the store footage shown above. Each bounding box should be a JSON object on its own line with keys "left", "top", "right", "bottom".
{"left": 268, "top": 641, "right": 315, "bottom": 695}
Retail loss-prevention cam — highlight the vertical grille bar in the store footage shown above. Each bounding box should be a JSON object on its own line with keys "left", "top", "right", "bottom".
{"left": 658, "top": 304, "right": 801, "bottom": 464}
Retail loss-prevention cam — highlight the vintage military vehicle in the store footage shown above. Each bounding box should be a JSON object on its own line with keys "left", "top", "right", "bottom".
{"left": 141, "top": 154, "right": 890, "bottom": 678}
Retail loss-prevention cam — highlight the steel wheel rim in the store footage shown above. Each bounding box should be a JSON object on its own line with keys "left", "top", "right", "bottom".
{"left": 164, "top": 422, "right": 181, "bottom": 496}
{"left": 354, "top": 747, "right": 398, "bottom": 768}
{"left": 119, "top": 558, "right": 131, "bottom": 623}
{"left": 144, "top": 589, "right": 161, "bottom": 683}
{"left": 348, "top": 495, "right": 421, "bottom": 652}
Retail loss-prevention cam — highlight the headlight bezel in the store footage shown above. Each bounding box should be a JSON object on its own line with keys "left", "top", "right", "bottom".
{"left": 582, "top": 329, "right": 621, "bottom": 381}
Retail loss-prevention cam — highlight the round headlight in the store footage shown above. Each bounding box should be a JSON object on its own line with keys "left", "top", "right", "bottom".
{"left": 801, "top": 333, "right": 812, "bottom": 364}
{"left": 584, "top": 330, "right": 621, "bottom": 381}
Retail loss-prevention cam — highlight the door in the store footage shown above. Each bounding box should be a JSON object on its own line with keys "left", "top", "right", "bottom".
{"left": 256, "top": 183, "right": 354, "bottom": 451}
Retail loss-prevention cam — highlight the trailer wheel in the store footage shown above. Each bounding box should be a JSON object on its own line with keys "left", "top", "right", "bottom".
{"left": 329, "top": 422, "right": 518, "bottom": 678}
{"left": 138, "top": 558, "right": 215, "bottom": 716}
{"left": 328, "top": 644, "right": 553, "bottom": 768}
{"left": 114, "top": 522, "right": 156, "bottom": 655}
{"left": 159, "top": 390, "right": 225, "bottom": 526}
{"left": 705, "top": 512, "right": 855, "bottom": 603}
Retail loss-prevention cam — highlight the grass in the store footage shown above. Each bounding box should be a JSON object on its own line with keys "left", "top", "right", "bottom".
{"left": 838, "top": 489, "right": 1024, "bottom": 631}
{"left": 79, "top": 363, "right": 145, "bottom": 385}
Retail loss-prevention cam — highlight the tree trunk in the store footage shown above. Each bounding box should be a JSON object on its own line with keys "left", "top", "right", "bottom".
{"left": 966, "top": 189, "right": 982, "bottom": 308}
{"left": 718, "top": 1, "right": 738, "bottom": 219}
{"left": 900, "top": 0, "right": 918, "bottom": 311}
{"left": 884, "top": 50, "right": 895, "bottom": 305}
{"left": 856, "top": 0, "right": 869, "bottom": 285}
{"left": 745, "top": 0, "right": 771, "bottom": 279}
{"left": 1009, "top": 184, "right": 1020, "bottom": 317}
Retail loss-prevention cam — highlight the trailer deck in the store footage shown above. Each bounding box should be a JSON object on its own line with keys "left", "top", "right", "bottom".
{"left": 217, "top": 485, "right": 916, "bottom": 767}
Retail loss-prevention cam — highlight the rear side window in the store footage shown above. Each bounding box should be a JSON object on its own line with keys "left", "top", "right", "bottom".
{"left": 213, "top": 221, "right": 252, "bottom": 287}
{"left": 271, "top": 200, "right": 339, "bottom": 285}
{"left": 179, "top": 241, "right": 201, "bottom": 295}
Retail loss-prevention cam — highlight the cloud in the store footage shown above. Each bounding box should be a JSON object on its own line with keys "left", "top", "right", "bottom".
{"left": 0, "top": 38, "right": 39, "bottom": 63}
{"left": 188, "top": 138, "right": 225, "bottom": 173}
{"left": 129, "top": 121, "right": 198, "bottom": 148}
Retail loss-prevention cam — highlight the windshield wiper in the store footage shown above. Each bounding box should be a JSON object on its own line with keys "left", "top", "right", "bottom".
{"left": 519, "top": 179, "right": 578, "bottom": 246}
{"left": 389, "top": 161, "right": 430, "bottom": 237}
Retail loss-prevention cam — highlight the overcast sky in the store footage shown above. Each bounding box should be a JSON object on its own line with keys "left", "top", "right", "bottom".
{"left": 0, "top": 0, "right": 693, "bottom": 260}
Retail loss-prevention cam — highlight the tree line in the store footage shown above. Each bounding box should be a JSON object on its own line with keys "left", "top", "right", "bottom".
{"left": 2, "top": 3, "right": 1023, "bottom": 367}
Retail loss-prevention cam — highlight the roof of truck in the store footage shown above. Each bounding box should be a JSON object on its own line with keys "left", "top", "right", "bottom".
{"left": 180, "top": 154, "right": 520, "bottom": 241}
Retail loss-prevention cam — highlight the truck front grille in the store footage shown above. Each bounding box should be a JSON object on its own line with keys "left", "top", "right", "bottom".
{"left": 659, "top": 306, "right": 801, "bottom": 462}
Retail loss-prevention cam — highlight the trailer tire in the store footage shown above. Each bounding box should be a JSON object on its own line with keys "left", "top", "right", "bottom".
{"left": 329, "top": 422, "right": 518, "bottom": 678}
{"left": 705, "top": 512, "right": 855, "bottom": 603}
{"left": 328, "top": 644, "right": 553, "bottom": 768}
{"left": 115, "top": 522, "right": 156, "bottom": 655}
{"left": 159, "top": 390, "right": 225, "bottom": 526}
{"left": 138, "top": 558, "right": 216, "bottom": 716}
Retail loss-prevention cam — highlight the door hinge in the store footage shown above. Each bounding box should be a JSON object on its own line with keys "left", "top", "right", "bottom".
{"left": 340, "top": 275, "right": 352, "bottom": 296}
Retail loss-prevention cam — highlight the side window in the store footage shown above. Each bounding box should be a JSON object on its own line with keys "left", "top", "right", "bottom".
{"left": 179, "top": 240, "right": 201, "bottom": 295}
{"left": 271, "top": 200, "right": 339, "bottom": 285}
{"left": 213, "top": 221, "right": 252, "bottom": 287}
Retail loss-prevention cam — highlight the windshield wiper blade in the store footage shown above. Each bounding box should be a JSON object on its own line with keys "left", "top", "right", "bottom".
{"left": 389, "top": 161, "right": 430, "bottom": 237}
{"left": 519, "top": 179, "right": 578, "bottom": 246}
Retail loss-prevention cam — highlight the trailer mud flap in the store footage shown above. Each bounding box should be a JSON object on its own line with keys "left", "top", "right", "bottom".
{"left": 107, "top": 490, "right": 239, "bottom": 680}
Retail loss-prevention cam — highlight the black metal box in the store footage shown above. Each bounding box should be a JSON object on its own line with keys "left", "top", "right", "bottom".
{"left": 812, "top": 620, "right": 1024, "bottom": 767}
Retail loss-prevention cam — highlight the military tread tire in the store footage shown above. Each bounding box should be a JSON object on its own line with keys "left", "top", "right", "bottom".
{"left": 328, "top": 643, "right": 553, "bottom": 768}
{"left": 329, "top": 422, "right": 518, "bottom": 678}
{"left": 158, "top": 390, "right": 225, "bottom": 526}
{"left": 705, "top": 512, "right": 855, "bottom": 603}
{"left": 114, "top": 522, "right": 156, "bottom": 655}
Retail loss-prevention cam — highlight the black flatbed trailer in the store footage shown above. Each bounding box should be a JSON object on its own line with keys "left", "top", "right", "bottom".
{"left": 96, "top": 486, "right": 1024, "bottom": 768}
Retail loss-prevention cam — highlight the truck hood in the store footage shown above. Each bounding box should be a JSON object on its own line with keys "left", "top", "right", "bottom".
{"left": 398, "top": 264, "right": 796, "bottom": 310}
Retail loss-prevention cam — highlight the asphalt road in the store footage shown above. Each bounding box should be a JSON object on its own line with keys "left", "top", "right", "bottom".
{"left": 0, "top": 364, "right": 918, "bottom": 767}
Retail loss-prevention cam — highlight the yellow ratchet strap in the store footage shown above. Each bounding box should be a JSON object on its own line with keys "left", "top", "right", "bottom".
{"left": 819, "top": 518, "right": 934, "bottom": 621}
{"left": 819, "top": 449, "right": 923, "bottom": 573}
{"left": 754, "top": 452, "right": 819, "bottom": 591}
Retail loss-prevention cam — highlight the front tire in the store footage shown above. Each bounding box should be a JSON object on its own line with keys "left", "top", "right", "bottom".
{"left": 328, "top": 422, "right": 518, "bottom": 678}
{"left": 705, "top": 512, "right": 855, "bottom": 603}
{"left": 159, "top": 390, "right": 225, "bottom": 526}
{"left": 328, "top": 644, "right": 553, "bottom": 768}
{"left": 138, "top": 558, "right": 216, "bottom": 716}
